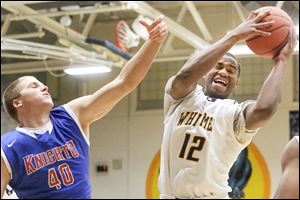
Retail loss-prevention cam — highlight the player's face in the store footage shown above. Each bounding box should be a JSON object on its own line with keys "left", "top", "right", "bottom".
{"left": 204, "top": 55, "right": 239, "bottom": 99}
{"left": 16, "top": 76, "right": 54, "bottom": 110}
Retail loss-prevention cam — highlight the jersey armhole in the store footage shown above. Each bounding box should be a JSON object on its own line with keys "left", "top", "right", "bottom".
{"left": 1, "top": 148, "right": 12, "bottom": 179}
{"left": 62, "top": 105, "right": 90, "bottom": 146}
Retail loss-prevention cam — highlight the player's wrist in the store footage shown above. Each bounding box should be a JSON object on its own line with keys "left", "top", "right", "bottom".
{"left": 147, "top": 38, "right": 164, "bottom": 47}
{"left": 274, "top": 57, "right": 288, "bottom": 65}
{"left": 225, "top": 30, "right": 240, "bottom": 42}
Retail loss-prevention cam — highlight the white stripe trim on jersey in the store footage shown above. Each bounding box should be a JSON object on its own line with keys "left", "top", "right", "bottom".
{"left": 16, "top": 120, "right": 53, "bottom": 139}
{"left": 63, "top": 104, "right": 90, "bottom": 146}
{"left": 1, "top": 147, "right": 13, "bottom": 179}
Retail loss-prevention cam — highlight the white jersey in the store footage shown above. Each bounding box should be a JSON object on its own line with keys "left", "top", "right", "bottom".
{"left": 159, "top": 78, "right": 259, "bottom": 199}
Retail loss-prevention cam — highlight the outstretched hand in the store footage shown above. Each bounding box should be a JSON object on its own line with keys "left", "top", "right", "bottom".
{"left": 272, "top": 28, "right": 297, "bottom": 63}
{"left": 139, "top": 15, "right": 168, "bottom": 43}
{"left": 231, "top": 8, "right": 275, "bottom": 42}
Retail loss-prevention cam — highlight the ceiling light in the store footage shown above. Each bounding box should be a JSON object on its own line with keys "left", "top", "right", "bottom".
{"left": 229, "top": 44, "right": 254, "bottom": 56}
{"left": 125, "top": 1, "right": 138, "bottom": 9}
{"left": 60, "top": 15, "right": 72, "bottom": 27}
{"left": 64, "top": 65, "right": 111, "bottom": 75}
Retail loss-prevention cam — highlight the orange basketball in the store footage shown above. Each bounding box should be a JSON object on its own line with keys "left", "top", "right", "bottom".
{"left": 246, "top": 6, "right": 294, "bottom": 58}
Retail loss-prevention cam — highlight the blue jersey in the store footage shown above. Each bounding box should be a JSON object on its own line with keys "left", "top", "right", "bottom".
{"left": 1, "top": 105, "right": 91, "bottom": 199}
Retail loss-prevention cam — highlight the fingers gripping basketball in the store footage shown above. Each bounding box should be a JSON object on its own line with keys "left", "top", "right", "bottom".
{"left": 246, "top": 6, "right": 294, "bottom": 58}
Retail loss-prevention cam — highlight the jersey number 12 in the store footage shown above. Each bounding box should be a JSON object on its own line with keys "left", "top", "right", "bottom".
{"left": 179, "top": 133, "right": 206, "bottom": 161}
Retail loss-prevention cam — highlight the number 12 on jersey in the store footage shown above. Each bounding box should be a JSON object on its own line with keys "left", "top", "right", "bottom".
{"left": 179, "top": 133, "right": 206, "bottom": 162}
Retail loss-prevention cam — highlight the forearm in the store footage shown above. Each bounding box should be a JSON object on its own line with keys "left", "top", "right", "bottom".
{"left": 254, "top": 60, "right": 287, "bottom": 112}
{"left": 256, "top": 19, "right": 297, "bottom": 113}
{"left": 66, "top": 40, "right": 162, "bottom": 127}
{"left": 118, "top": 40, "right": 162, "bottom": 90}
{"left": 177, "top": 32, "right": 239, "bottom": 85}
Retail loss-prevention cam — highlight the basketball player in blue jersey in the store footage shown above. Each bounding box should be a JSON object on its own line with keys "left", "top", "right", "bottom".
{"left": 1, "top": 15, "right": 168, "bottom": 199}
{"left": 159, "top": 9, "right": 297, "bottom": 198}
{"left": 274, "top": 135, "right": 299, "bottom": 199}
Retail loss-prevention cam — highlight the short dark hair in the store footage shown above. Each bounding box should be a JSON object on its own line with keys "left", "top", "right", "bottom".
{"left": 2, "top": 78, "right": 23, "bottom": 123}
{"left": 225, "top": 52, "right": 241, "bottom": 78}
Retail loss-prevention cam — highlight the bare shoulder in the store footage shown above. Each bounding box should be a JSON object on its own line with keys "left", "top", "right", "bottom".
{"left": 281, "top": 137, "right": 299, "bottom": 169}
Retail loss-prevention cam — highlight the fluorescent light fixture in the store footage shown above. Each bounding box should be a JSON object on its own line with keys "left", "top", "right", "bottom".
{"left": 125, "top": 1, "right": 138, "bottom": 9}
{"left": 229, "top": 44, "right": 254, "bottom": 56}
{"left": 64, "top": 65, "right": 111, "bottom": 75}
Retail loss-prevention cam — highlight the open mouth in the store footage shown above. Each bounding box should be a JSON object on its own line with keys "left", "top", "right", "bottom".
{"left": 212, "top": 78, "right": 228, "bottom": 87}
{"left": 211, "top": 77, "right": 228, "bottom": 93}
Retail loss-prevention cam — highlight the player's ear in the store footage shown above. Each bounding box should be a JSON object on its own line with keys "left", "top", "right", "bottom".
{"left": 235, "top": 79, "right": 239, "bottom": 87}
{"left": 13, "top": 98, "right": 22, "bottom": 109}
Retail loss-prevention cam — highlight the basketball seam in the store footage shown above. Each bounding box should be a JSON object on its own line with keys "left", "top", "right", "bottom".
{"left": 246, "top": 25, "right": 290, "bottom": 42}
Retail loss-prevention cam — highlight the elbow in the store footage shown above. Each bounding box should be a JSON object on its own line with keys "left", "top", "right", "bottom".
{"left": 123, "top": 83, "right": 135, "bottom": 93}
{"left": 119, "top": 78, "right": 136, "bottom": 93}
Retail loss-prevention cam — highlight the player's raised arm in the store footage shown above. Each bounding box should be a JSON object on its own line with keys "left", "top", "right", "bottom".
{"left": 243, "top": 28, "right": 297, "bottom": 131}
{"left": 66, "top": 16, "right": 168, "bottom": 135}
{"left": 169, "top": 9, "right": 274, "bottom": 100}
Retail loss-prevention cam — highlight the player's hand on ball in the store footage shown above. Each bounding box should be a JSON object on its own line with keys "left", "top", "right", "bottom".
{"left": 272, "top": 28, "right": 297, "bottom": 63}
{"left": 230, "top": 8, "right": 275, "bottom": 41}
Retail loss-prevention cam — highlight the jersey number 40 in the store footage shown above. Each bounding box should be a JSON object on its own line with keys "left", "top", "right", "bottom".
{"left": 48, "top": 163, "right": 74, "bottom": 189}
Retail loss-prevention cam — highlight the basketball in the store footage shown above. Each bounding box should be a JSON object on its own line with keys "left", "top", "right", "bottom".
{"left": 246, "top": 6, "right": 294, "bottom": 58}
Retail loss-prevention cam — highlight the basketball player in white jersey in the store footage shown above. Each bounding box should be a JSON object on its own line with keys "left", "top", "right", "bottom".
{"left": 274, "top": 135, "right": 299, "bottom": 199}
{"left": 159, "top": 8, "right": 297, "bottom": 199}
